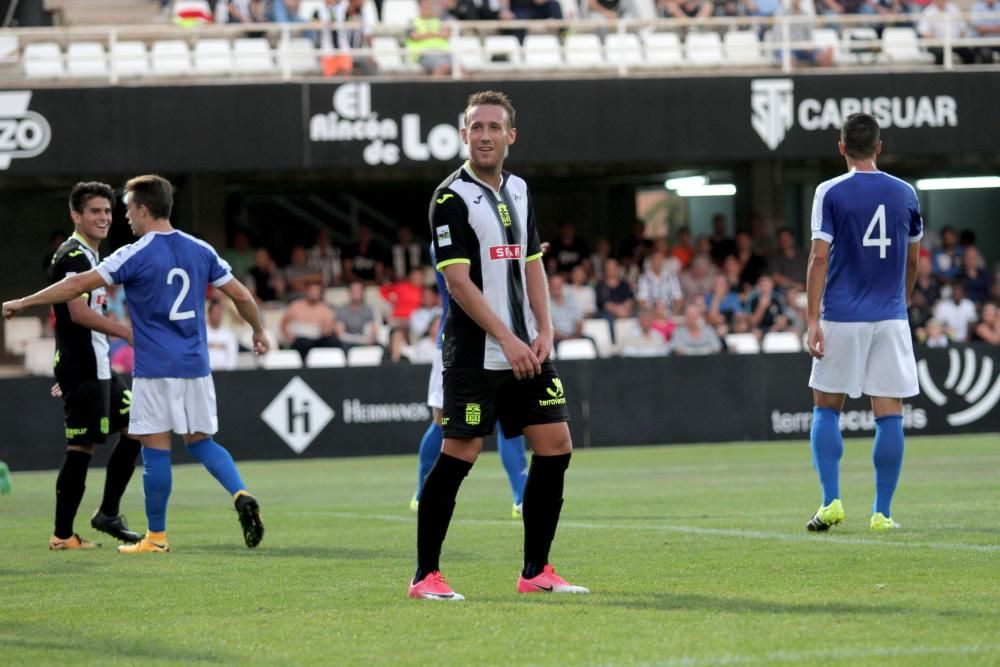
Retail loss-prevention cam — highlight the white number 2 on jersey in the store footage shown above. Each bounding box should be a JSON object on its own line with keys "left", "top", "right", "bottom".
{"left": 167, "top": 268, "right": 195, "bottom": 321}
{"left": 862, "top": 204, "right": 891, "bottom": 259}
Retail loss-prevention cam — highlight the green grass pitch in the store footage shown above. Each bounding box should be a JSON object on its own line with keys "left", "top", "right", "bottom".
{"left": 2, "top": 434, "right": 998, "bottom": 666}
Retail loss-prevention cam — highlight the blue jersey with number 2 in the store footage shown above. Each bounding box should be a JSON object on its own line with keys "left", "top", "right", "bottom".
{"left": 96, "top": 230, "right": 233, "bottom": 378}
{"left": 811, "top": 170, "right": 923, "bottom": 322}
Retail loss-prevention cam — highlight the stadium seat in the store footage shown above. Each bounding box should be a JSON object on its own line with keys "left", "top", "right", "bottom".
{"left": 483, "top": 35, "right": 522, "bottom": 68}
{"left": 298, "top": 0, "right": 324, "bottom": 20}
{"left": 279, "top": 37, "right": 320, "bottom": 74}
{"left": 381, "top": 0, "right": 419, "bottom": 27}
{"left": 684, "top": 31, "right": 723, "bottom": 67}
{"left": 364, "top": 284, "right": 394, "bottom": 319}
{"left": 66, "top": 42, "right": 108, "bottom": 78}
{"left": 522, "top": 35, "right": 562, "bottom": 69}
{"left": 260, "top": 350, "right": 303, "bottom": 369}
{"left": 725, "top": 333, "right": 760, "bottom": 354}
{"left": 193, "top": 39, "right": 233, "bottom": 75}
{"left": 235, "top": 351, "right": 258, "bottom": 370}
{"left": 605, "top": 33, "right": 643, "bottom": 68}
{"left": 640, "top": 32, "right": 683, "bottom": 68}
{"left": 723, "top": 30, "right": 766, "bottom": 66}
{"left": 454, "top": 35, "right": 484, "bottom": 72}
{"left": 347, "top": 345, "right": 384, "bottom": 366}
{"left": 110, "top": 41, "right": 150, "bottom": 78}
{"left": 880, "top": 27, "right": 934, "bottom": 65}
{"left": 4, "top": 316, "right": 43, "bottom": 355}
{"left": 22, "top": 42, "right": 64, "bottom": 79}
{"left": 0, "top": 35, "right": 17, "bottom": 62}
{"left": 233, "top": 38, "right": 275, "bottom": 74}
{"left": 151, "top": 40, "right": 192, "bottom": 76}
{"left": 558, "top": 0, "right": 580, "bottom": 18}
{"left": 373, "top": 36, "right": 413, "bottom": 73}
{"left": 564, "top": 34, "right": 607, "bottom": 69}
{"left": 305, "top": 346, "right": 347, "bottom": 368}
{"left": 809, "top": 28, "right": 845, "bottom": 65}
{"left": 761, "top": 331, "right": 802, "bottom": 353}
{"left": 556, "top": 338, "right": 598, "bottom": 360}
{"left": 613, "top": 317, "right": 638, "bottom": 346}
{"left": 261, "top": 306, "right": 287, "bottom": 339}
{"left": 23, "top": 337, "right": 55, "bottom": 377}
{"left": 582, "top": 318, "right": 614, "bottom": 358}
{"left": 324, "top": 286, "right": 351, "bottom": 307}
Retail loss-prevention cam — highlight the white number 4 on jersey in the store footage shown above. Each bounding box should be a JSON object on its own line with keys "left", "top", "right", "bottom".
{"left": 863, "top": 204, "right": 891, "bottom": 259}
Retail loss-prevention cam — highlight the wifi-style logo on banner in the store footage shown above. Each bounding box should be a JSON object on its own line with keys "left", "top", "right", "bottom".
{"left": 917, "top": 349, "right": 1000, "bottom": 426}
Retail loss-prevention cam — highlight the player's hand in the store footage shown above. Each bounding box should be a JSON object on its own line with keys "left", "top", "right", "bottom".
{"left": 807, "top": 321, "right": 824, "bottom": 359}
{"left": 2, "top": 299, "right": 24, "bottom": 319}
{"left": 50, "top": 383, "right": 62, "bottom": 398}
{"left": 501, "top": 335, "right": 541, "bottom": 380}
{"left": 124, "top": 327, "right": 134, "bottom": 347}
{"left": 530, "top": 327, "right": 554, "bottom": 364}
{"left": 252, "top": 330, "right": 270, "bottom": 356}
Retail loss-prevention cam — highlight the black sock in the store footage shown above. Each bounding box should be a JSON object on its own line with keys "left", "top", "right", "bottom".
{"left": 522, "top": 452, "right": 571, "bottom": 579}
{"left": 415, "top": 453, "right": 473, "bottom": 582}
{"left": 99, "top": 435, "right": 141, "bottom": 517}
{"left": 54, "top": 450, "right": 92, "bottom": 539}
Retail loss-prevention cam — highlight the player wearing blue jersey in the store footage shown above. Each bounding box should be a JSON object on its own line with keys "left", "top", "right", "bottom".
{"left": 410, "top": 245, "right": 528, "bottom": 518}
{"left": 804, "top": 114, "right": 922, "bottom": 533}
{"left": 4, "top": 175, "right": 269, "bottom": 553}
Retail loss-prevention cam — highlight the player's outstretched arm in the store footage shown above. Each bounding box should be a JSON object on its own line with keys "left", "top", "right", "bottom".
{"left": 805, "top": 239, "right": 830, "bottom": 359}
{"left": 218, "top": 278, "right": 269, "bottom": 355}
{"left": 524, "top": 258, "right": 554, "bottom": 364}
{"left": 2, "top": 270, "right": 107, "bottom": 320}
{"left": 442, "top": 263, "right": 541, "bottom": 380}
{"left": 66, "top": 298, "right": 133, "bottom": 345}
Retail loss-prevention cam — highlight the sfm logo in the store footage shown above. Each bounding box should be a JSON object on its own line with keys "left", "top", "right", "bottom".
{"left": 0, "top": 91, "right": 51, "bottom": 170}
{"left": 309, "top": 83, "right": 468, "bottom": 166}
{"left": 918, "top": 349, "right": 1000, "bottom": 426}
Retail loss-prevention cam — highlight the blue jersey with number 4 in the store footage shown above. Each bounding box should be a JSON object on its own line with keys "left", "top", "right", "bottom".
{"left": 96, "top": 230, "right": 233, "bottom": 378}
{"left": 811, "top": 170, "right": 923, "bottom": 322}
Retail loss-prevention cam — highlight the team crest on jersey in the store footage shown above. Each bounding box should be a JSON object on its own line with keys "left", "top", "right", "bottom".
{"left": 489, "top": 245, "right": 522, "bottom": 260}
{"left": 436, "top": 225, "right": 452, "bottom": 247}
{"left": 496, "top": 203, "right": 512, "bottom": 228}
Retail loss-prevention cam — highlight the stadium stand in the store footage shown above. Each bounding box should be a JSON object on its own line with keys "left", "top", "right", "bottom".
{"left": 304, "top": 346, "right": 348, "bottom": 368}
{"left": 347, "top": 345, "right": 385, "bottom": 366}
{"left": 4, "top": 317, "right": 43, "bottom": 355}
{"left": 725, "top": 333, "right": 761, "bottom": 355}
{"left": 556, "top": 338, "right": 599, "bottom": 360}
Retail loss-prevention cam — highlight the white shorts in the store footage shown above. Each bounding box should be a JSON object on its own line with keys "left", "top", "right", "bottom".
{"left": 809, "top": 319, "right": 919, "bottom": 399}
{"left": 129, "top": 376, "right": 219, "bottom": 436}
{"left": 427, "top": 347, "right": 444, "bottom": 410}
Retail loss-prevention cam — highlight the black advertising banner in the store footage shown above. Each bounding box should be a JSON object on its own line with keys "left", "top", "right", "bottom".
{"left": 1, "top": 71, "right": 997, "bottom": 176}
{"left": 1, "top": 347, "right": 996, "bottom": 471}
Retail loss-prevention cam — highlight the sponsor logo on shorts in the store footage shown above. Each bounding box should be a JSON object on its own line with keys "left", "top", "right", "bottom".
{"left": 489, "top": 245, "right": 522, "bottom": 261}
{"left": 539, "top": 378, "right": 566, "bottom": 407}
{"left": 65, "top": 427, "right": 88, "bottom": 438}
{"left": 440, "top": 417, "right": 449, "bottom": 426}
{"left": 120, "top": 389, "right": 132, "bottom": 415}
{"left": 100, "top": 417, "right": 109, "bottom": 434}
{"left": 465, "top": 403, "right": 481, "bottom": 425}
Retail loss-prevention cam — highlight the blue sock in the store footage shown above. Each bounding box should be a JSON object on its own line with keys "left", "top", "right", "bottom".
{"left": 414, "top": 422, "right": 443, "bottom": 501}
{"left": 186, "top": 438, "right": 246, "bottom": 497}
{"left": 141, "top": 448, "right": 172, "bottom": 533}
{"left": 872, "top": 415, "right": 904, "bottom": 517}
{"left": 810, "top": 407, "right": 844, "bottom": 506}
{"left": 497, "top": 422, "right": 528, "bottom": 506}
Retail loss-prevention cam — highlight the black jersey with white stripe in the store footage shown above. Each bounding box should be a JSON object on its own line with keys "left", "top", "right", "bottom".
{"left": 429, "top": 163, "right": 543, "bottom": 370}
{"left": 48, "top": 233, "right": 111, "bottom": 382}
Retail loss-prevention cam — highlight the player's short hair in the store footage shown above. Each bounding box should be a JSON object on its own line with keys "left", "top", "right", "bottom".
{"left": 464, "top": 91, "right": 516, "bottom": 130}
{"left": 69, "top": 181, "right": 114, "bottom": 214}
{"left": 841, "top": 113, "right": 880, "bottom": 160}
{"left": 125, "top": 174, "right": 173, "bottom": 219}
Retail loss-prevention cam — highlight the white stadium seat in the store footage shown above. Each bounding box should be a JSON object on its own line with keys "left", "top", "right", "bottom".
{"left": 582, "top": 318, "right": 614, "bottom": 358}
{"left": 280, "top": 37, "right": 320, "bottom": 74}
{"left": 298, "top": 0, "right": 324, "bottom": 20}
{"left": 381, "top": 0, "right": 419, "bottom": 26}
{"left": 305, "top": 346, "right": 347, "bottom": 368}
{"left": 347, "top": 345, "right": 384, "bottom": 366}
{"left": 613, "top": 317, "right": 638, "bottom": 347}
{"left": 260, "top": 350, "right": 303, "bottom": 369}
{"left": 685, "top": 31, "right": 723, "bottom": 67}
{"left": 761, "top": 331, "right": 802, "bottom": 353}
{"left": 454, "top": 35, "right": 484, "bottom": 72}
{"left": 881, "top": 27, "right": 934, "bottom": 65}
{"left": 373, "top": 36, "right": 410, "bottom": 73}
{"left": 23, "top": 42, "right": 64, "bottom": 79}
{"left": 110, "top": 41, "right": 150, "bottom": 77}
{"left": 24, "top": 337, "right": 56, "bottom": 377}
{"left": 233, "top": 38, "right": 275, "bottom": 74}
{"left": 324, "top": 286, "right": 351, "bottom": 307}
{"left": 725, "top": 333, "right": 760, "bottom": 354}
{"left": 724, "top": 30, "right": 765, "bottom": 66}
{"left": 193, "top": 39, "right": 233, "bottom": 75}
{"left": 4, "top": 317, "right": 43, "bottom": 355}
{"left": 151, "top": 40, "right": 192, "bottom": 76}
{"left": 557, "top": 338, "right": 598, "bottom": 360}
{"left": 605, "top": 33, "right": 643, "bottom": 68}
{"left": 483, "top": 35, "right": 522, "bottom": 68}
{"left": 809, "top": 28, "right": 844, "bottom": 65}
{"left": 564, "top": 33, "right": 607, "bottom": 68}
{"left": 522, "top": 35, "right": 562, "bottom": 69}
{"left": 641, "top": 32, "right": 683, "bottom": 68}
{"left": 66, "top": 42, "right": 108, "bottom": 78}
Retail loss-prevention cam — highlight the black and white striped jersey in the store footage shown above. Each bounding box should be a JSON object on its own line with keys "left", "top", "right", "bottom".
{"left": 429, "top": 163, "right": 543, "bottom": 371}
{"left": 49, "top": 233, "right": 111, "bottom": 381}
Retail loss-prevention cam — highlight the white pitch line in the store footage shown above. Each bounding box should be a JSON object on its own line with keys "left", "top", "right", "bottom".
{"left": 289, "top": 511, "right": 1000, "bottom": 554}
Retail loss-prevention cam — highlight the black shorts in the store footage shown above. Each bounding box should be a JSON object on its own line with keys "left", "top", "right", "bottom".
{"left": 60, "top": 374, "right": 131, "bottom": 446}
{"left": 441, "top": 359, "right": 570, "bottom": 439}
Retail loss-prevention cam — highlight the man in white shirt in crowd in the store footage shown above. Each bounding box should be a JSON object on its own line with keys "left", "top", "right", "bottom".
{"left": 206, "top": 299, "right": 239, "bottom": 371}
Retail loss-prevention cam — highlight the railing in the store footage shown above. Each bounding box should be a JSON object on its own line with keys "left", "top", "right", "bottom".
{"left": 0, "top": 12, "right": 998, "bottom": 86}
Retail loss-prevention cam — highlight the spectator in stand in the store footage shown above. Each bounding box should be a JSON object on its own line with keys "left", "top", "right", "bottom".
{"left": 773, "top": 0, "right": 834, "bottom": 67}
{"left": 671, "top": 302, "right": 723, "bottom": 356}
{"left": 588, "top": 0, "right": 625, "bottom": 18}
{"left": 931, "top": 225, "right": 962, "bottom": 280}
{"left": 206, "top": 299, "right": 239, "bottom": 371}
{"left": 913, "top": 254, "right": 941, "bottom": 306}
{"left": 386, "top": 275, "right": 436, "bottom": 364}
{"left": 745, "top": 274, "right": 790, "bottom": 337}
{"left": 620, "top": 308, "right": 670, "bottom": 357}
{"left": 933, "top": 281, "right": 978, "bottom": 343}
{"left": 226, "top": 0, "right": 268, "bottom": 24}
{"left": 619, "top": 220, "right": 652, "bottom": 268}
{"left": 648, "top": 238, "right": 682, "bottom": 275}
{"left": 660, "top": 0, "right": 714, "bottom": 18}
{"left": 566, "top": 265, "right": 597, "bottom": 318}
{"left": 410, "top": 315, "right": 441, "bottom": 364}
{"left": 307, "top": 229, "right": 343, "bottom": 287}
{"left": 284, "top": 245, "right": 324, "bottom": 301}
{"left": 448, "top": 0, "right": 512, "bottom": 20}
{"left": 972, "top": 0, "right": 1000, "bottom": 62}
{"left": 783, "top": 285, "right": 807, "bottom": 333}
{"left": 671, "top": 226, "right": 695, "bottom": 270}
{"left": 735, "top": 229, "right": 768, "bottom": 290}
{"left": 770, "top": 226, "right": 807, "bottom": 292}
{"left": 649, "top": 300, "right": 676, "bottom": 341}
{"left": 511, "top": 0, "right": 564, "bottom": 21}
{"left": 595, "top": 258, "right": 635, "bottom": 330}
{"left": 549, "top": 273, "right": 585, "bottom": 344}
{"left": 637, "top": 250, "right": 683, "bottom": 314}
{"left": 409, "top": 285, "right": 442, "bottom": 341}
{"left": 589, "top": 237, "right": 612, "bottom": 282}
{"left": 281, "top": 279, "right": 341, "bottom": 360}
{"left": 407, "top": 0, "right": 453, "bottom": 76}
{"left": 680, "top": 254, "right": 717, "bottom": 300}
{"left": 548, "top": 221, "right": 589, "bottom": 275}
{"left": 222, "top": 230, "right": 255, "bottom": 282}
{"left": 316, "top": 0, "right": 379, "bottom": 75}
{"left": 918, "top": 0, "right": 975, "bottom": 64}
{"left": 706, "top": 274, "right": 744, "bottom": 334}
{"left": 971, "top": 302, "right": 1000, "bottom": 344}
{"left": 960, "top": 246, "right": 992, "bottom": 305}
{"left": 337, "top": 280, "right": 378, "bottom": 348}
{"left": 344, "top": 225, "right": 386, "bottom": 285}
{"left": 709, "top": 214, "right": 736, "bottom": 267}
{"left": 745, "top": 0, "right": 781, "bottom": 17}
{"left": 715, "top": 0, "right": 750, "bottom": 16}
{"left": 390, "top": 226, "right": 426, "bottom": 281}
{"left": 817, "top": 0, "right": 872, "bottom": 15}
{"left": 923, "top": 318, "right": 950, "bottom": 348}
{"left": 720, "top": 254, "right": 744, "bottom": 295}
{"left": 247, "top": 247, "right": 286, "bottom": 304}
{"left": 381, "top": 267, "right": 425, "bottom": 332}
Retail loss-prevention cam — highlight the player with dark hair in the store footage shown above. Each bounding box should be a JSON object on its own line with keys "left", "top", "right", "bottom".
{"left": 805, "top": 113, "right": 923, "bottom": 533}
{"left": 42, "top": 181, "right": 142, "bottom": 549}
{"left": 4, "top": 175, "right": 269, "bottom": 554}
{"left": 409, "top": 91, "right": 588, "bottom": 601}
